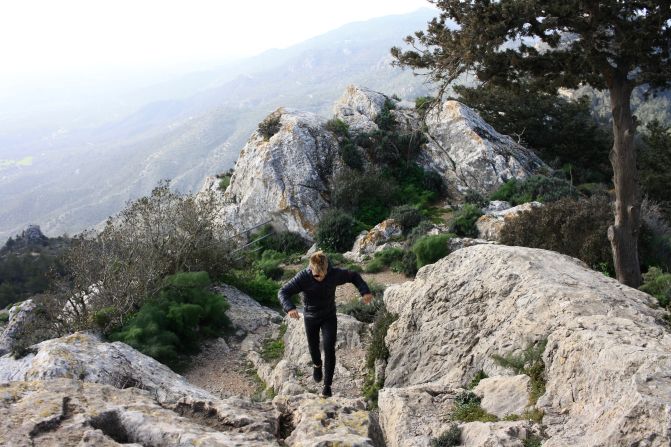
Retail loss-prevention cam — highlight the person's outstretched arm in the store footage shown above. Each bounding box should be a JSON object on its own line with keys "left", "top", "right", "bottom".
{"left": 333, "top": 268, "right": 373, "bottom": 303}
{"left": 278, "top": 270, "right": 305, "bottom": 318}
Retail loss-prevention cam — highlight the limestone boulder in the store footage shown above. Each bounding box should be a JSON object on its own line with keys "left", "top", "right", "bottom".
{"left": 0, "top": 332, "right": 213, "bottom": 404}
{"left": 344, "top": 219, "right": 403, "bottom": 262}
{"left": 333, "top": 85, "right": 389, "bottom": 134}
{"left": 0, "top": 300, "right": 36, "bottom": 356}
{"left": 476, "top": 201, "right": 542, "bottom": 241}
{"left": 274, "top": 394, "right": 373, "bottom": 447}
{"left": 460, "top": 421, "right": 534, "bottom": 447}
{"left": 0, "top": 379, "right": 279, "bottom": 447}
{"left": 472, "top": 375, "right": 531, "bottom": 419}
{"left": 214, "top": 108, "right": 341, "bottom": 240}
{"left": 215, "top": 284, "right": 283, "bottom": 334}
{"left": 381, "top": 244, "right": 671, "bottom": 446}
{"left": 419, "top": 101, "right": 546, "bottom": 196}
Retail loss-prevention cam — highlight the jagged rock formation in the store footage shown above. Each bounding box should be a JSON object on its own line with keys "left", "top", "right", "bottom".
{"left": 0, "top": 300, "right": 36, "bottom": 356}
{"left": 421, "top": 101, "right": 545, "bottom": 196}
{"left": 212, "top": 108, "right": 340, "bottom": 240}
{"left": 209, "top": 85, "right": 545, "bottom": 240}
{"left": 378, "top": 244, "right": 671, "bottom": 446}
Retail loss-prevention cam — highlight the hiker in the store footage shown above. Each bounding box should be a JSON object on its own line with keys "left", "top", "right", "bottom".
{"left": 278, "top": 251, "right": 373, "bottom": 397}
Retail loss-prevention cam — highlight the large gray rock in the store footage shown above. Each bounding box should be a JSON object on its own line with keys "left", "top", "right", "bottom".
{"left": 420, "top": 101, "right": 545, "bottom": 196}
{"left": 343, "top": 219, "right": 403, "bottom": 263}
{"left": 215, "top": 284, "right": 283, "bottom": 334}
{"left": 213, "top": 108, "right": 341, "bottom": 240}
{"left": 0, "top": 300, "right": 36, "bottom": 356}
{"left": 381, "top": 244, "right": 671, "bottom": 446}
{"left": 0, "top": 379, "right": 279, "bottom": 447}
{"left": 460, "top": 421, "right": 534, "bottom": 447}
{"left": 333, "top": 85, "right": 390, "bottom": 134}
{"left": 473, "top": 375, "right": 531, "bottom": 419}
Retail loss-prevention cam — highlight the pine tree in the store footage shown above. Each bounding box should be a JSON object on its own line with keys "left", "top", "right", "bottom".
{"left": 392, "top": 1, "right": 671, "bottom": 287}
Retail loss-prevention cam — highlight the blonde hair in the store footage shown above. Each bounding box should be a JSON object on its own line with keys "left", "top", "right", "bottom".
{"left": 309, "top": 251, "right": 329, "bottom": 275}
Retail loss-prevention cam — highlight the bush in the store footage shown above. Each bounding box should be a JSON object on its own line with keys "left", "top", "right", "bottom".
{"left": 338, "top": 283, "right": 385, "bottom": 324}
{"left": 451, "top": 391, "right": 498, "bottom": 422}
{"left": 499, "top": 196, "right": 614, "bottom": 274}
{"left": 640, "top": 267, "right": 671, "bottom": 308}
{"left": 258, "top": 113, "right": 282, "bottom": 140}
{"left": 639, "top": 199, "right": 671, "bottom": 272}
{"left": 400, "top": 251, "right": 418, "bottom": 277}
{"left": 415, "top": 96, "right": 435, "bottom": 114}
{"left": 325, "top": 118, "right": 349, "bottom": 138}
{"left": 468, "top": 370, "right": 488, "bottom": 389}
{"left": 449, "top": 204, "right": 483, "bottom": 237}
{"left": 389, "top": 205, "right": 423, "bottom": 233}
{"left": 316, "top": 209, "right": 362, "bottom": 253}
{"left": 341, "top": 141, "right": 364, "bottom": 171}
{"left": 254, "top": 250, "right": 284, "bottom": 280}
{"left": 464, "top": 189, "right": 489, "bottom": 208}
{"left": 254, "top": 225, "right": 309, "bottom": 255}
{"left": 366, "top": 307, "right": 397, "bottom": 370}
{"left": 109, "top": 272, "right": 230, "bottom": 368}
{"left": 431, "top": 424, "right": 461, "bottom": 447}
{"left": 364, "top": 247, "right": 405, "bottom": 273}
{"left": 490, "top": 175, "right": 579, "bottom": 205}
{"left": 221, "top": 270, "right": 281, "bottom": 308}
{"left": 260, "top": 322, "right": 287, "bottom": 362}
{"left": 413, "top": 234, "right": 453, "bottom": 268}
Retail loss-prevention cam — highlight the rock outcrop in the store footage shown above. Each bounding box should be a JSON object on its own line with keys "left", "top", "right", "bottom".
{"left": 0, "top": 300, "right": 36, "bottom": 356}
{"left": 344, "top": 219, "right": 403, "bottom": 262}
{"left": 378, "top": 244, "right": 671, "bottom": 446}
{"left": 333, "top": 85, "right": 389, "bottom": 134}
{"left": 213, "top": 108, "right": 341, "bottom": 240}
{"left": 420, "top": 101, "right": 545, "bottom": 196}
{"left": 476, "top": 201, "right": 542, "bottom": 241}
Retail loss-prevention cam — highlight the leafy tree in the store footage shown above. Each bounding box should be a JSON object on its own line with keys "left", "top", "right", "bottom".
{"left": 392, "top": 1, "right": 671, "bottom": 287}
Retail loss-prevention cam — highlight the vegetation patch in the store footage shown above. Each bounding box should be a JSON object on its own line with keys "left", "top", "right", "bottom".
{"left": 109, "top": 272, "right": 231, "bottom": 369}
{"left": 316, "top": 209, "right": 363, "bottom": 253}
{"left": 258, "top": 113, "right": 282, "bottom": 140}
{"left": 260, "top": 322, "right": 287, "bottom": 362}
{"left": 640, "top": 267, "right": 671, "bottom": 308}
{"left": 449, "top": 204, "right": 483, "bottom": 238}
{"left": 468, "top": 370, "right": 488, "bottom": 389}
{"left": 364, "top": 247, "right": 405, "bottom": 273}
{"left": 490, "top": 175, "right": 579, "bottom": 206}
{"left": 338, "top": 282, "right": 385, "bottom": 324}
{"left": 451, "top": 391, "right": 498, "bottom": 422}
{"left": 412, "top": 234, "right": 453, "bottom": 269}
{"left": 362, "top": 304, "right": 397, "bottom": 408}
{"left": 430, "top": 424, "right": 461, "bottom": 447}
{"left": 492, "top": 339, "right": 547, "bottom": 406}
{"left": 221, "top": 270, "right": 282, "bottom": 308}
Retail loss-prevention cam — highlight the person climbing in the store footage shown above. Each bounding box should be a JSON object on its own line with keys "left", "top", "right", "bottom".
{"left": 278, "top": 251, "right": 373, "bottom": 397}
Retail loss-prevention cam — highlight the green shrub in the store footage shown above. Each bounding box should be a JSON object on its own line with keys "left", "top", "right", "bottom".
{"left": 490, "top": 175, "right": 579, "bottom": 205}
{"left": 0, "top": 312, "right": 8, "bottom": 323}
{"left": 499, "top": 196, "right": 614, "bottom": 274}
{"left": 415, "top": 96, "right": 435, "bottom": 114}
{"left": 92, "top": 306, "right": 117, "bottom": 330}
{"left": 341, "top": 141, "right": 364, "bottom": 171}
{"left": 316, "top": 209, "right": 362, "bottom": 253}
{"left": 451, "top": 391, "right": 498, "bottom": 422}
{"left": 523, "top": 434, "right": 544, "bottom": 447}
{"left": 407, "top": 221, "right": 435, "bottom": 245}
{"left": 366, "top": 307, "right": 398, "bottom": 369}
{"left": 254, "top": 226, "right": 309, "bottom": 255}
{"left": 325, "top": 118, "right": 349, "bottom": 138}
{"left": 431, "top": 424, "right": 461, "bottom": 447}
{"left": 464, "top": 189, "right": 489, "bottom": 208}
{"left": 109, "top": 272, "right": 230, "bottom": 368}
{"left": 253, "top": 250, "right": 284, "bottom": 280}
{"left": 339, "top": 281, "right": 385, "bottom": 323}
{"left": 258, "top": 113, "right": 282, "bottom": 140}
{"left": 221, "top": 270, "right": 281, "bottom": 308}
{"left": 218, "top": 176, "right": 231, "bottom": 191}
{"left": 413, "top": 234, "right": 453, "bottom": 268}
{"left": 400, "top": 251, "right": 418, "bottom": 277}
{"left": 389, "top": 205, "right": 423, "bottom": 233}
{"left": 364, "top": 247, "right": 405, "bottom": 273}
{"left": 449, "top": 204, "right": 483, "bottom": 237}
{"left": 492, "top": 339, "right": 547, "bottom": 405}
{"left": 640, "top": 267, "right": 671, "bottom": 308}
{"left": 468, "top": 370, "right": 488, "bottom": 389}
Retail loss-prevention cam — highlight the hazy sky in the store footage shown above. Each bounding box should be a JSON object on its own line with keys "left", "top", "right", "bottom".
{"left": 1, "top": 0, "right": 433, "bottom": 82}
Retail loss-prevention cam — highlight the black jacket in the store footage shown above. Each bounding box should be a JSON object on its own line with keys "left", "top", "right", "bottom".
{"left": 278, "top": 265, "right": 371, "bottom": 315}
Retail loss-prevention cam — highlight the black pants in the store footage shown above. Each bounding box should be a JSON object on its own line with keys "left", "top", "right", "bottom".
{"left": 303, "top": 311, "right": 337, "bottom": 387}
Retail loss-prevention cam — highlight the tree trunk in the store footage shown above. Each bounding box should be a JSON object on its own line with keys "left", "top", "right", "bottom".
{"left": 607, "top": 76, "right": 642, "bottom": 288}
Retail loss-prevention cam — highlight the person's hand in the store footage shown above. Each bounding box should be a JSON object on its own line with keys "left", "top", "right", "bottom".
{"left": 362, "top": 293, "right": 373, "bottom": 305}
{"left": 288, "top": 309, "right": 300, "bottom": 319}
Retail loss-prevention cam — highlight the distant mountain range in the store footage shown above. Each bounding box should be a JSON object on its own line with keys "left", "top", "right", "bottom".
{"left": 0, "top": 9, "right": 436, "bottom": 241}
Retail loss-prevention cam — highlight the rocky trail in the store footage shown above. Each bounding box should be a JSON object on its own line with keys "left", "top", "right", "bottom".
{"left": 183, "top": 269, "right": 409, "bottom": 402}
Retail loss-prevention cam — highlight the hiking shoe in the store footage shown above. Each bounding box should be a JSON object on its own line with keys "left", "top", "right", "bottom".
{"left": 313, "top": 365, "right": 323, "bottom": 382}
{"left": 321, "top": 385, "right": 332, "bottom": 397}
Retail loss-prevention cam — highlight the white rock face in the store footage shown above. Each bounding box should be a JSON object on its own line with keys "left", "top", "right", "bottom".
{"left": 274, "top": 394, "right": 373, "bottom": 447}
{"left": 344, "top": 219, "right": 403, "bottom": 262}
{"left": 333, "top": 85, "right": 389, "bottom": 134}
{"left": 460, "top": 421, "right": 533, "bottom": 447}
{"left": 380, "top": 244, "right": 671, "bottom": 446}
{"left": 215, "top": 284, "right": 283, "bottom": 334}
{"left": 473, "top": 375, "right": 531, "bottom": 418}
{"left": 420, "top": 101, "right": 545, "bottom": 195}
{"left": 0, "top": 300, "right": 37, "bottom": 356}
{"left": 0, "top": 379, "right": 280, "bottom": 447}
{"left": 214, "top": 108, "right": 341, "bottom": 240}
{"left": 476, "top": 201, "right": 542, "bottom": 241}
